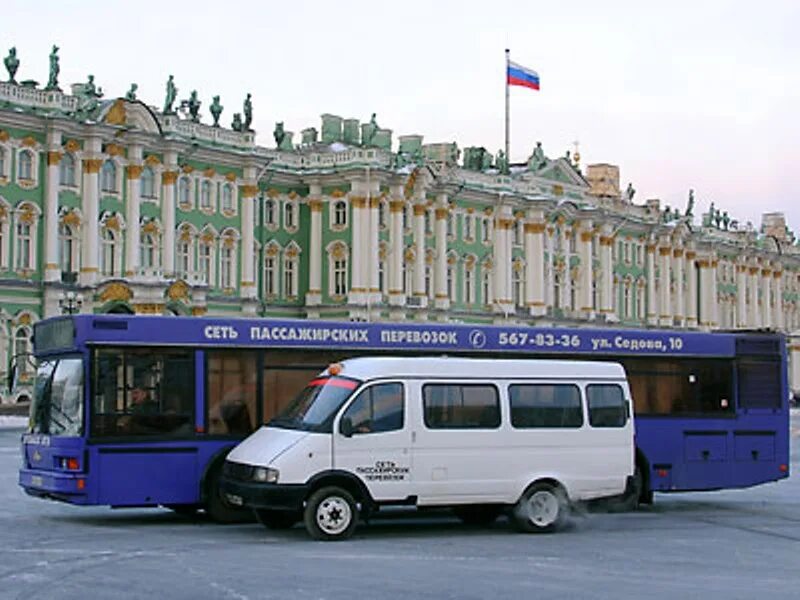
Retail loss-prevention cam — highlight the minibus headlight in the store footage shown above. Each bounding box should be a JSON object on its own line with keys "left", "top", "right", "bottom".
{"left": 252, "top": 467, "right": 279, "bottom": 483}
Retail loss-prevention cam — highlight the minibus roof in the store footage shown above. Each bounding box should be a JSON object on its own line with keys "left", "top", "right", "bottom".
{"left": 325, "top": 357, "right": 626, "bottom": 382}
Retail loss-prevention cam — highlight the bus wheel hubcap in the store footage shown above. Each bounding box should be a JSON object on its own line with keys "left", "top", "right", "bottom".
{"left": 316, "top": 496, "right": 352, "bottom": 535}
{"left": 528, "top": 491, "right": 558, "bottom": 527}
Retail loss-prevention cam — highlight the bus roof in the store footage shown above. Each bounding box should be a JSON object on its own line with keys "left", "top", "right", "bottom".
{"left": 329, "top": 356, "right": 627, "bottom": 381}
{"left": 33, "top": 314, "right": 784, "bottom": 359}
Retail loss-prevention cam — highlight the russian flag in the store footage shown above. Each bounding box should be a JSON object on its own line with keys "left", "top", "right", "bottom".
{"left": 507, "top": 60, "right": 540, "bottom": 91}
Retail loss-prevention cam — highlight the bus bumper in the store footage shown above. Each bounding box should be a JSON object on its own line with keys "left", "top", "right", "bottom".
{"left": 219, "top": 477, "right": 309, "bottom": 512}
{"left": 18, "top": 468, "right": 90, "bottom": 504}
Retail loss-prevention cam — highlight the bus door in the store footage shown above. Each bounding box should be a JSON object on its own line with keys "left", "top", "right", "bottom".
{"left": 90, "top": 348, "right": 199, "bottom": 506}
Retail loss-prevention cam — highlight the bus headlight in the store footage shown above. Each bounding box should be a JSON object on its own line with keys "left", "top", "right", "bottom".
{"left": 252, "top": 467, "right": 279, "bottom": 483}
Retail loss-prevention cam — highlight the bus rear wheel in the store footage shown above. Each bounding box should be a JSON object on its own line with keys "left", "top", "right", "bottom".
{"left": 254, "top": 508, "right": 300, "bottom": 530}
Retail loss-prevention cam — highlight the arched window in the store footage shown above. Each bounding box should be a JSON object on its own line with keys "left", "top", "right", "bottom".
{"left": 178, "top": 177, "right": 191, "bottom": 207}
{"left": 425, "top": 265, "right": 432, "bottom": 298}
{"left": 221, "top": 184, "right": 234, "bottom": 212}
{"left": 59, "top": 224, "right": 77, "bottom": 274}
{"left": 553, "top": 272, "right": 562, "bottom": 309}
{"left": 0, "top": 147, "right": 6, "bottom": 177}
{"left": 464, "top": 262, "right": 475, "bottom": 304}
{"left": 101, "top": 229, "right": 117, "bottom": 276}
{"left": 200, "top": 180, "right": 212, "bottom": 209}
{"left": 334, "top": 201, "right": 347, "bottom": 227}
{"left": 403, "top": 204, "right": 410, "bottom": 231}
{"left": 424, "top": 210, "right": 432, "bottom": 235}
{"left": 283, "top": 255, "right": 297, "bottom": 297}
{"left": 328, "top": 243, "right": 348, "bottom": 297}
{"left": 141, "top": 167, "right": 156, "bottom": 198}
{"left": 101, "top": 160, "right": 117, "bottom": 193}
{"left": 378, "top": 201, "right": 387, "bottom": 229}
{"left": 264, "top": 254, "right": 278, "bottom": 297}
{"left": 16, "top": 221, "right": 32, "bottom": 270}
{"left": 623, "top": 280, "right": 632, "bottom": 318}
{"left": 482, "top": 268, "right": 492, "bottom": 305}
{"left": 512, "top": 266, "right": 523, "bottom": 307}
{"left": 140, "top": 233, "right": 155, "bottom": 269}
{"left": 18, "top": 150, "right": 33, "bottom": 181}
{"left": 59, "top": 154, "right": 76, "bottom": 186}
{"left": 447, "top": 212, "right": 454, "bottom": 238}
{"left": 464, "top": 214, "right": 473, "bottom": 240}
{"left": 482, "top": 218, "right": 491, "bottom": 243}
{"left": 447, "top": 263, "right": 455, "bottom": 300}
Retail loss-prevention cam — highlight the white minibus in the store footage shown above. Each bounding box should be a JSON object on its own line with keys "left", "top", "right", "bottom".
{"left": 221, "top": 357, "right": 635, "bottom": 540}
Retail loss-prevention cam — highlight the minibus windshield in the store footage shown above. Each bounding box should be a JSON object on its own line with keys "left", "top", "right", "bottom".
{"left": 268, "top": 376, "right": 360, "bottom": 433}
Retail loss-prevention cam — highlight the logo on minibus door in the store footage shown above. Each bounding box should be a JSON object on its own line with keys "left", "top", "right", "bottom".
{"left": 356, "top": 461, "right": 410, "bottom": 481}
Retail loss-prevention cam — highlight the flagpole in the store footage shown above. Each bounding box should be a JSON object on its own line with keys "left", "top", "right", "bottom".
{"left": 504, "top": 48, "right": 510, "bottom": 171}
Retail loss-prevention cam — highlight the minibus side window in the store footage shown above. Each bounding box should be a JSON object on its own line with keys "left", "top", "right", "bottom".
{"left": 340, "top": 382, "right": 404, "bottom": 435}
{"left": 508, "top": 384, "right": 583, "bottom": 428}
{"left": 586, "top": 384, "right": 628, "bottom": 428}
{"left": 422, "top": 384, "right": 500, "bottom": 429}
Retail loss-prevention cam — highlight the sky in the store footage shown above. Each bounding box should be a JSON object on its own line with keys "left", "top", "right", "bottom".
{"left": 1, "top": 0, "right": 797, "bottom": 231}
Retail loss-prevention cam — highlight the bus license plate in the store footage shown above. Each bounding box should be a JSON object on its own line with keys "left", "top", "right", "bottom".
{"left": 31, "top": 475, "right": 44, "bottom": 487}
{"left": 226, "top": 493, "right": 243, "bottom": 506}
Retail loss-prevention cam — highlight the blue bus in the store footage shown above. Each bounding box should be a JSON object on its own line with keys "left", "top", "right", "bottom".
{"left": 19, "top": 314, "right": 790, "bottom": 521}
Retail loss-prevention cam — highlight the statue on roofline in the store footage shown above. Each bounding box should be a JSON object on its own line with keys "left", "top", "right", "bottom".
{"left": 243, "top": 93, "right": 253, "bottom": 131}
{"left": 45, "top": 45, "right": 60, "bottom": 91}
{"left": 210, "top": 96, "right": 223, "bottom": 127}
{"left": 163, "top": 75, "right": 178, "bottom": 115}
{"left": 4, "top": 47, "right": 19, "bottom": 84}
{"left": 125, "top": 83, "right": 138, "bottom": 101}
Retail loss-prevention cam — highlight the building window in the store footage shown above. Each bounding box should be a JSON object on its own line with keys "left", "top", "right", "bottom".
{"left": 176, "top": 240, "right": 191, "bottom": 279}
{"left": 482, "top": 268, "right": 492, "bottom": 305}
{"left": 482, "top": 219, "right": 491, "bottom": 244}
{"left": 141, "top": 167, "right": 156, "bottom": 199}
{"left": 447, "top": 263, "right": 455, "bottom": 299}
{"left": 624, "top": 281, "right": 632, "bottom": 318}
{"left": 15, "top": 222, "right": 32, "bottom": 270}
{"left": 265, "top": 199, "right": 276, "bottom": 226}
{"left": 378, "top": 201, "right": 387, "bottom": 229}
{"left": 178, "top": 177, "right": 192, "bottom": 207}
{"left": 447, "top": 213, "right": 455, "bottom": 238}
{"left": 333, "top": 258, "right": 347, "bottom": 296}
{"left": 378, "top": 259, "right": 386, "bottom": 295}
{"left": 553, "top": 272, "right": 561, "bottom": 309}
{"left": 333, "top": 201, "right": 347, "bottom": 227}
{"left": 403, "top": 205, "right": 410, "bottom": 231}
{"left": 140, "top": 233, "right": 156, "bottom": 269}
{"left": 101, "top": 229, "right": 118, "bottom": 277}
{"left": 424, "top": 210, "right": 432, "bottom": 235}
{"left": 200, "top": 180, "right": 212, "bottom": 210}
{"left": 283, "top": 256, "right": 297, "bottom": 297}
{"left": 18, "top": 150, "right": 33, "bottom": 181}
{"left": 284, "top": 202, "right": 295, "bottom": 229}
{"left": 220, "top": 245, "right": 234, "bottom": 289}
{"left": 464, "top": 264, "right": 475, "bottom": 304}
{"left": 513, "top": 268, "right": 523, "bottom": 307}
{"left": 59, "top": 224, "right": 76, "bottom": 274}
{"left": 425, "top": 265, "right": 432, "bottom": 299}
{"left": 59, "top": 154, "right": 77, "bottom": 186}
{"left": 15, "top": 328, "right": 31, "bottom": 376}
{"left": 101, "top": 160, "right": 117, "bottom": 193}
{"left": 221, "top": 183, "right": 234, "bottom": 213}
{"left": 464, "top": 214, "right": 473, "bottom": 240}
{"left": 513, "top": 221, "right": 523, "bottom": 246}
{"left": 0, "top": 147, "right": 6, "bottom": 177}
{"left": 198, "top": 243, "right": 212, "bottom": 285}
{"left": 264, "top": 255, "right": 277, "bottom": 296}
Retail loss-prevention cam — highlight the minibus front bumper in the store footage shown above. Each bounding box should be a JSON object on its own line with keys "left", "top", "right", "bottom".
{"left": 219, "top": 476, "right": 309, "bottom": 512}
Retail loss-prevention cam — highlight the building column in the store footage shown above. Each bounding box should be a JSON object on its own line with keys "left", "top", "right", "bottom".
{"left": 388, "top": 187, "right": 405, "bottom": 307}
{"left": 493, "top": 208, "right": 513, "bottom": 314}
{"left": 710, "top": 256, "right": 719, "bottom": 328}
{"left": 44, "top": 130, "right": 62, "bottom": 282}
{"left": 161, "top": 150, "right": 178, "bottom": 279}
{"left": 367, "top": 192, "right": 381, "bottom": 306}
{"left": 525, "top": 210, "right": 546, "bottom": 317}
{"left": 348, "top": 194, "right": 365, "bottom": 305}
{"left": 239, "top": 167, "right": 257, "bottom": 300}
{"left": 673, "top": 247, "right": 684, "bottom": 326}
{"left": 646, "top": 243, "right": 658, "bottom": 326}
{"left": 412, "top": 202, "right": 427, "bottom": 307}
{"left": 546, "top": 226, "right": 555, "bottom": 310}
{"left": 125, "top": 146, "right": 142, "bottom": 277}
{"left": 748, "top": 264, "right": 760, "bottom": 328}
{"left": 305, "top": 182, "right": 323, "bottom": 306}
{"left": 762, "top": 266, "right": 773, "bottom": 329}
{"left": 600, "top": 228, "right": 614, "bottom": 318}
{"left": 658, "top": 242, "right": 672, "bottom": 327}
{"left": 774, "top": 270, "right": 784, "bottom": 329}
{"left": 578, "top": 221, "right": 593, "bottom": 319}
{"left": 736, "top": 263, "right": 748, "bottom": 327}
{"left": 434, "top": 194, "right": 449, "bottom": 310}
{"left": 79, "top": 137, "right": 102, "bottom": 286}
{"left": 685, "top": 250, "right": 698, "bottom": 328}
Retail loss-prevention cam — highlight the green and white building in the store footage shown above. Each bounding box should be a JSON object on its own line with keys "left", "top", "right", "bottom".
{"left": 1, "top": 70, "right": 800, "bottom": 403}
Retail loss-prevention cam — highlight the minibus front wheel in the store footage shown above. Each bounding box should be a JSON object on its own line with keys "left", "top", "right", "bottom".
{"left": 303, "top": 486, "right": 359, "bottom": 541}
{"left": 513, "top": 481, "right": 568, "bottom": 533}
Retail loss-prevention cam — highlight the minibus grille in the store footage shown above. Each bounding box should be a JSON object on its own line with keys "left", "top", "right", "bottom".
{"left": 223, "top": 460, "right": 254, "bottom": 482}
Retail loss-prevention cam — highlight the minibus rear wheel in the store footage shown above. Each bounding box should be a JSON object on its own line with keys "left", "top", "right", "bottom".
{"left": 304, "top": 486, "right": 359, "bottom": 541}
{"left": 513, "top": 482, "right": 567, "bottom": 533}
{"left": 254, "top": 508, "right": 300, "bottom": 530}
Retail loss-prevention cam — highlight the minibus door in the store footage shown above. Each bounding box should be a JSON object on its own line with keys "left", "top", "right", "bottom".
{"left": 333, "top": 381, "right": 413, "bottom": 502}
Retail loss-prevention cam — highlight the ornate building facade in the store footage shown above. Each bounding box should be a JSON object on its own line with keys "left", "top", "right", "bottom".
{"left": 1, "top": 57, "right": 799, "bottom": 403}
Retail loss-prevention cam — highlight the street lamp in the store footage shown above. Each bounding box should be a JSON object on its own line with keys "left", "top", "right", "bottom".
{"left": 58, "top": 291, "right": 83, "bottom": 315}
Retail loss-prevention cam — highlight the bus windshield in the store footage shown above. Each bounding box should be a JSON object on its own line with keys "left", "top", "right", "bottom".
{"left": 30, "top": 357, "right": 84, "bottom": 436}
{"left": 269, "top": 376, "right": 360, "bottom": 433}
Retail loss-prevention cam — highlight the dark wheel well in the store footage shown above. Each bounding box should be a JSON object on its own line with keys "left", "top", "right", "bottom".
{"left": 306, "top": 472, "right": 375, "bottom": 511}
{"left": 518, "top": 477, "right": 565, "bottom": 503}
{"left": 199, "top": 446, "right": 236, "bottom": 503}
{"left": 635, "top": 447, "right": 651, "bottom": 502}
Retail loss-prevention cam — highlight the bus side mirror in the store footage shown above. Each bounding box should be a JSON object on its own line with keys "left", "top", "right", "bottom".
{"left": 340, "top": 417, "right": 354, "bottom": 438}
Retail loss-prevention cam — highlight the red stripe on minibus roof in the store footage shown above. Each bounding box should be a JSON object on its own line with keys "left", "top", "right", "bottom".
{"left": 308, "top": 377, "right": 358, "bottom": 389}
